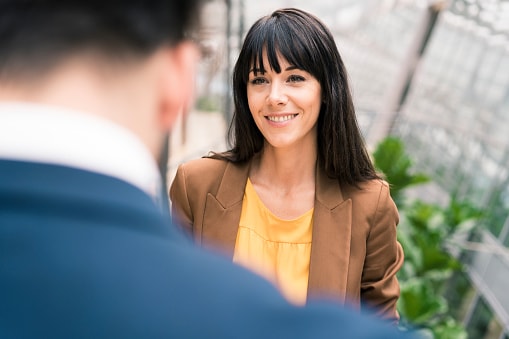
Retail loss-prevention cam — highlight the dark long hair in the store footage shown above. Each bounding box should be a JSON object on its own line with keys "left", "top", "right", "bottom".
{"left": 209, "top": 8, "right": 379, "bottom": 185}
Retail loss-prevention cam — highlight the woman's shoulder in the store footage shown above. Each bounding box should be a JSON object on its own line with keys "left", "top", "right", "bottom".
{"left": 342, "top": 178, "right": 390, "bottom": 196}
{"left": 342, "top": 178, "right": 389, "bottom": 192}
{"left": 174, "top": 157, "right": 250, "bottom": 189}
{"left": 177, "top": 157, "right": 230, "bottom": 175}
{"left": 171, "top": 158, "right": 230, "bottom": 198}
{"left": 340, "top": 179, "right": 397, "bottom": 222}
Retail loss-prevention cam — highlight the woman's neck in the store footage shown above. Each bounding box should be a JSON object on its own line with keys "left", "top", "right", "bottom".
{"left": 250, "top": 142, "right": 317, "bottom": 190}
{"left": 248, "top": 142, "right": 317, "bottom": 219}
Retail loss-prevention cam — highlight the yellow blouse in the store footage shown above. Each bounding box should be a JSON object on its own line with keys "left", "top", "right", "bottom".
{"left": 233, "top": 179, "right": 313, "bottom": 305}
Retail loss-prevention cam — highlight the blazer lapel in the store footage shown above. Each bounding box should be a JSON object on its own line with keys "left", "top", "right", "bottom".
{"left": 201, "top": 161, "right": 250, "bottom": 257}
{"left": 308, "top": 168, "right": 352, "bottom": 303}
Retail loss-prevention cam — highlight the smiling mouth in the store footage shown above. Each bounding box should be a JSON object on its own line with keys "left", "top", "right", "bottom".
{"left": 266, "top": 114, "right": 298, "bottom": 122}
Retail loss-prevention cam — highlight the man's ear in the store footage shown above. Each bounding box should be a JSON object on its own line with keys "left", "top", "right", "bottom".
{"left": 158, "top": 42, "right": 200, "bottom": 130}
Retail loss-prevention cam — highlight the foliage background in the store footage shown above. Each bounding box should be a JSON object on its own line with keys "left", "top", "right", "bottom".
{"left": 373, "top": 137, "right": 483, "bottom": 339}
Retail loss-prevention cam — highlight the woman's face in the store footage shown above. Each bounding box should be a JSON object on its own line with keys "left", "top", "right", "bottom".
{"left": 247, "top": 52, "right": 322, "bottom": 151}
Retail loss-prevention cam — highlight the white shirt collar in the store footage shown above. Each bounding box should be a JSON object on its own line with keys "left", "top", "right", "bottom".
{"left": 0, "top": 102, "right": 162, "bottom": 199}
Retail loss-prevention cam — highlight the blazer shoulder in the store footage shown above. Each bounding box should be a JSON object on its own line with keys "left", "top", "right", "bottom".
{"left": 173, "top": 157, "right": 252, "bottom": 195}
{"left": 340, "top": 179, "right": 396, "bottom": 219}
{"left": 172, "top": 157, "right": 229, "bottom": 194}
{"left": 341, "top": 178, "right": 390, "bottom": 199}
{"left": 178, "top": 157, "right": 229, "bottom": 176}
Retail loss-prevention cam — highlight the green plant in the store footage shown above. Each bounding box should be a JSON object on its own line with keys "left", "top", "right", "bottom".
{"left": 372, "top": 136, "right": 483, "bottom": 338}
{"left": 373, "top": 136, "right": 429, "bottom": 206}
{"left": 397, "top": 198, "right": 479, "bottom": 338}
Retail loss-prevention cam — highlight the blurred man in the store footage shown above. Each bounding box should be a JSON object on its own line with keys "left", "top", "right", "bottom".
{"left": 0, "top": 1, "right": 413, "bottom": 338}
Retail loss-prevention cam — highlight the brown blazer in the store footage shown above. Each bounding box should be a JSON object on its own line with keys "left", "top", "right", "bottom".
{"left": 169, "top": 157, "right": 403, "bottom": 322}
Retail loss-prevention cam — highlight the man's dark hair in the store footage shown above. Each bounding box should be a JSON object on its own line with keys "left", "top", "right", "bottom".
{"left": 0, "top": 1, "right": 201, "bottom": 79}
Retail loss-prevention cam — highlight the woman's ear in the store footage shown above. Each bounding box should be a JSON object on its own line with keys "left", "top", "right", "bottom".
{"left": 158, "top": 42, "right": 200, "bottom": 130}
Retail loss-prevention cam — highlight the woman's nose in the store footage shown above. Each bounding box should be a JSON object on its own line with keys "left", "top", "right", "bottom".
{"left": 267, "top": 82, "right": 288, "bottom": 106}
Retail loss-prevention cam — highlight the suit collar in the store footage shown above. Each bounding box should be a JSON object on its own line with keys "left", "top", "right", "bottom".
{"left": 0, "top": 102, "right": 161, "bottom": 200}
{"left": 315, "top": 165, "right": 345, "bottom": 209}
{"left": 200, "top": 161, "right": 250, "bottom": 256}
{"left": 215, "top": 160, "right": 250, "bottom": 208}
{"left": 308, "top": 168, "right": 351, "bottom": 303}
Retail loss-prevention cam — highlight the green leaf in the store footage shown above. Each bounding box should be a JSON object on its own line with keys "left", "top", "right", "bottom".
{"left": 432, "top": 318, "right": 468, "bottom": 339}
{"left": 398, "top": 279, "right": 447, "bottom": 324}
{"left": 372, "top": 137, "right": 430, "bottom": 205}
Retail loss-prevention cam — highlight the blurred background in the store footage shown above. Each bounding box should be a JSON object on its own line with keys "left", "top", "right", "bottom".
{"left": 168, "top": 0, "right": 509, "bottom": 337}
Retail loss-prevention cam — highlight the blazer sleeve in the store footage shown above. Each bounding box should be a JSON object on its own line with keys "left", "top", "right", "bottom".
{"left": 169, "top": 163, "right": 194, "bottom": 236}
{"left": 360, "top": 181, "right": 403, "bottom": 323}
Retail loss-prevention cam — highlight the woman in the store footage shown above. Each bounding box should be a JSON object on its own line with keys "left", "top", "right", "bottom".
{"left": 170, "top": 8, "right": 403, "bottom": 322}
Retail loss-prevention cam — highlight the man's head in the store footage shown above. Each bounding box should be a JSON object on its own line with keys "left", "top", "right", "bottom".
{"left": 0, "top": 0, "right": 202, "bottom": 158}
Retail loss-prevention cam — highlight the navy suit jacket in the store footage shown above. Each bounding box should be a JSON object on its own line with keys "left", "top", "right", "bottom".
{"left": 0, "top": 159, "right": 412, "bottom": 338}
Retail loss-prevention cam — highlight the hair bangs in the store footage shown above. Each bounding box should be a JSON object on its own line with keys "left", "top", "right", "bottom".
{"left": 244, "top": 20, "right": 282, "bottom": 77}
{"left": 269, "top": 24, "right": 317, "bottom": 77}
{"left": 245, "top": 17, "right": 318, "bottom": 80}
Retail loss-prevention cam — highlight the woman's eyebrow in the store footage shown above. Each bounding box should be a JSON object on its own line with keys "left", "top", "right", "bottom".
{"left": 249, "top": 65, "right": 299, "bottom": 74}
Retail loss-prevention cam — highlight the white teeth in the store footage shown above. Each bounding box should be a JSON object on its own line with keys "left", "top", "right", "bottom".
{"left": 267, "top": 114, "right": 296, "bottom": 122}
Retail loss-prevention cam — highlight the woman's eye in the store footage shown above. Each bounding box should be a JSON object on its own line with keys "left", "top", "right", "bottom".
{"left": 250, "top": 77, "right": 267, "bottom": 85}
{"left": 288, "top": 75, "right": 305, "bottom": 83}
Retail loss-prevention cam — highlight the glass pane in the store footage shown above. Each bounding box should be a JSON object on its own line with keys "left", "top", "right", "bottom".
{"left": 466, "top": 298, "right": 503, "bottom": 339}
{"left": 444, "top": 272, "right": 476, "bottom": 321}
